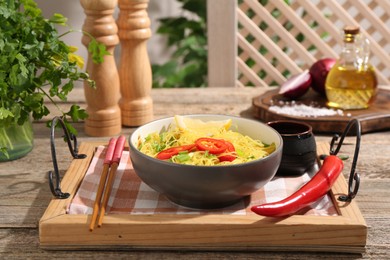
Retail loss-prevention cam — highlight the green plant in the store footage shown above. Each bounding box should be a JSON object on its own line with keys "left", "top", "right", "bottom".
{"left": 152, "top": 0, "right": 207, "bottom": 88}
{"left": 0, "top": 0, "right": 108, "bottom": 157}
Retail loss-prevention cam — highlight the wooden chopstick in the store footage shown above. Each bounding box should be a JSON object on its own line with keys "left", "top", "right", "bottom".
{"left": 89, "top": 138, "right": 117, "bottom": 231}
{"left": 97, "top": 135, "right": 126, "bottom": 228}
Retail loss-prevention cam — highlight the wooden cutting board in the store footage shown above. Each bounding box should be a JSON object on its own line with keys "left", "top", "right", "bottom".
{"left": 252, "top": 88, "right": 390, "bottom": 134}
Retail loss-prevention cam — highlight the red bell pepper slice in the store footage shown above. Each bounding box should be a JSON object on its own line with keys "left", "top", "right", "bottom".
{"left": 218, "top": 140, "right": 236, "bottom": 162}
{"left": 195, "top": 138, "right": 228, "bottom": 155}
{"left": 156, "top": 144, "right": 196, "bottom": 160}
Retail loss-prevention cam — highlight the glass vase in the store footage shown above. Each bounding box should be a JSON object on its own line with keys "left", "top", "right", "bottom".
{"left": 0, "top": 120, "right": 34, "bottom": 162}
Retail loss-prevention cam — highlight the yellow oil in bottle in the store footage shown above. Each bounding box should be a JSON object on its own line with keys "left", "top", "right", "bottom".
{"left": 325, "top": 26, "right": 377, "bottom": 110}
{"left": 325, "top": 63, "right": 377, "bottom": 109}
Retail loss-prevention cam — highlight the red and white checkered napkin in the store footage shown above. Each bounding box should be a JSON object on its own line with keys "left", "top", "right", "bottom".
{"left": 67, "top": 146, "right": 337, "bottom": 216}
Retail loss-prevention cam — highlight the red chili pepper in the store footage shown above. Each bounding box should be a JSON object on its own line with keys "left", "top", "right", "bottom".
{"left": 156, "top": 144, "right": 196, "bottom": 160}
{"left": 251, "top": 155, "right": 344, "bottom": 217}
{"left": 218, "top": 140, "right": 236, "bottom": 162}
{"left": 195, "top": 138, "right": 227, "bottom": 155}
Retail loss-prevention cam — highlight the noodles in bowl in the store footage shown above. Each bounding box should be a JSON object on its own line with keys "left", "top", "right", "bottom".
{"left": 137, "top": 115, "right": 276, "bottom": 166}
{"left": 129, "top": 114, "right": 283, "bottom": 209}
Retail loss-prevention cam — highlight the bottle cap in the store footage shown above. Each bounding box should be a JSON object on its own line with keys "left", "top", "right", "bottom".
{"left": 343, "top": 26, "right": 360, "bottom": 35}
{"left": 343, "top": 26, "right": 360, "bottom": 43}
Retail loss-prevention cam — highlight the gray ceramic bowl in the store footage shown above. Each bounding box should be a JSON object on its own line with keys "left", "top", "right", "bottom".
{"left": 129, "top": 114, "right": 283, "bottom": 209}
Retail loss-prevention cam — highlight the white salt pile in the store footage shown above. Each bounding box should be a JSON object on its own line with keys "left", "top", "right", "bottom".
{"left": 269, "top": 101, "right": 348, "bottom": 118}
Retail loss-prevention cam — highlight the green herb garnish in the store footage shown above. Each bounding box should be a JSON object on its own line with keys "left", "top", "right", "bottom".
{"left": 175, "top": 152, "right": 191, "bottom": 162}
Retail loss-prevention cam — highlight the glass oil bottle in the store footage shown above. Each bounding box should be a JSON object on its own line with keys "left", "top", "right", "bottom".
{"left": 325, "top": 26, "right": 377, "bottom": 109}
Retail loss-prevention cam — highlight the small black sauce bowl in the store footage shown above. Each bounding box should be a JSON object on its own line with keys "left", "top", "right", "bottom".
{"left": 267, "top": 120, "right": 317, "bottom": 176}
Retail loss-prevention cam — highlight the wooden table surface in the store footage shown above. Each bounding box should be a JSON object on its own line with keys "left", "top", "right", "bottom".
{"left": 1, "top": 87, "right": 389, "bottom": 259}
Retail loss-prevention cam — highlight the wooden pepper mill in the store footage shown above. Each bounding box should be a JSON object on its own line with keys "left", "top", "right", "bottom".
{"left": 80, "top": 0, "right": 122, "bottom": 136}
{"left": 117, "top": 0, "right": 154, "bottom": 126}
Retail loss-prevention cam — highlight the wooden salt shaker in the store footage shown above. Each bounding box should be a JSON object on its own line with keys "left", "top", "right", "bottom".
{"left": 117, "top": 0, "right": 154, "bottom": 126}
{"left": 80, "top": 0, "right": 122, "bottom": 136}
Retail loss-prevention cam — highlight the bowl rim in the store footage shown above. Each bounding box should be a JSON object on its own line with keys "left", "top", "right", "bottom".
{"left": 267, "top": 119, "right": 313, "bottom": 137}
{"left": 129, "top": 114, "right": 283, "bottom": 169}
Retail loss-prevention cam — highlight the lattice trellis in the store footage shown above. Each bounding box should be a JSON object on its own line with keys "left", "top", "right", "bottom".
{"left": 237, "top": 0, "right": 390, "bottom": 87}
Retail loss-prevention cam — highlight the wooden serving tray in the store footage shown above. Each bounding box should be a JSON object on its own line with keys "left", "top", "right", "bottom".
{"left": 39, "top": 141, "right": 367, "bottom": 253}
{"left": 252, "top": 88, "right": 390, "bottom": 134}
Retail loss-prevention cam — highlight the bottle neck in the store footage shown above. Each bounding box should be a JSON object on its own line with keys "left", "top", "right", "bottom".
{"left": 340, "top": 40, "right": 357, "bottom": 67}
{"left": 339, "top": 33, "right": 370, "bottom": 70}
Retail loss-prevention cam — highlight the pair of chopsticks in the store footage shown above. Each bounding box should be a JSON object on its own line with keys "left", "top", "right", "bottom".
{"left": 89, "top": 135, "right": 126, "bottom": 231}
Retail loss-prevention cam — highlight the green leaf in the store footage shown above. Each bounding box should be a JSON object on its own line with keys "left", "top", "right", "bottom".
{"left": 24, "top": 92, "right": 44, "bottom": 108}
{"left": 61, "top": 82, "right": 74, "bottom": 98}
{"left": 0, "top": 107, "right": 14, "bottom": 120}
{"left": 0, "top": 6, "right": 13, "bottom": 19}
{"left": 23, "top": 0, "right": 41, "bottom": 17}
{"left": 182, "top": 1, "right": 206, "bottom": 17}
{"left": 15, "top": 53, "right": 29, "bottom": 77}
{"left": 87, "top": 38, "right": 110, "bottom": 64}
{"left": 175, "top": 152, "right": 191, "bottom": 162}
{"left": 66, "top": 105, "right": 88, "bottom": 122}
{"left": 49, "top": 13, "right": 68, "bottom": 26}
{"left": 154, "top": 61, "right": 178, "bottom": 77}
